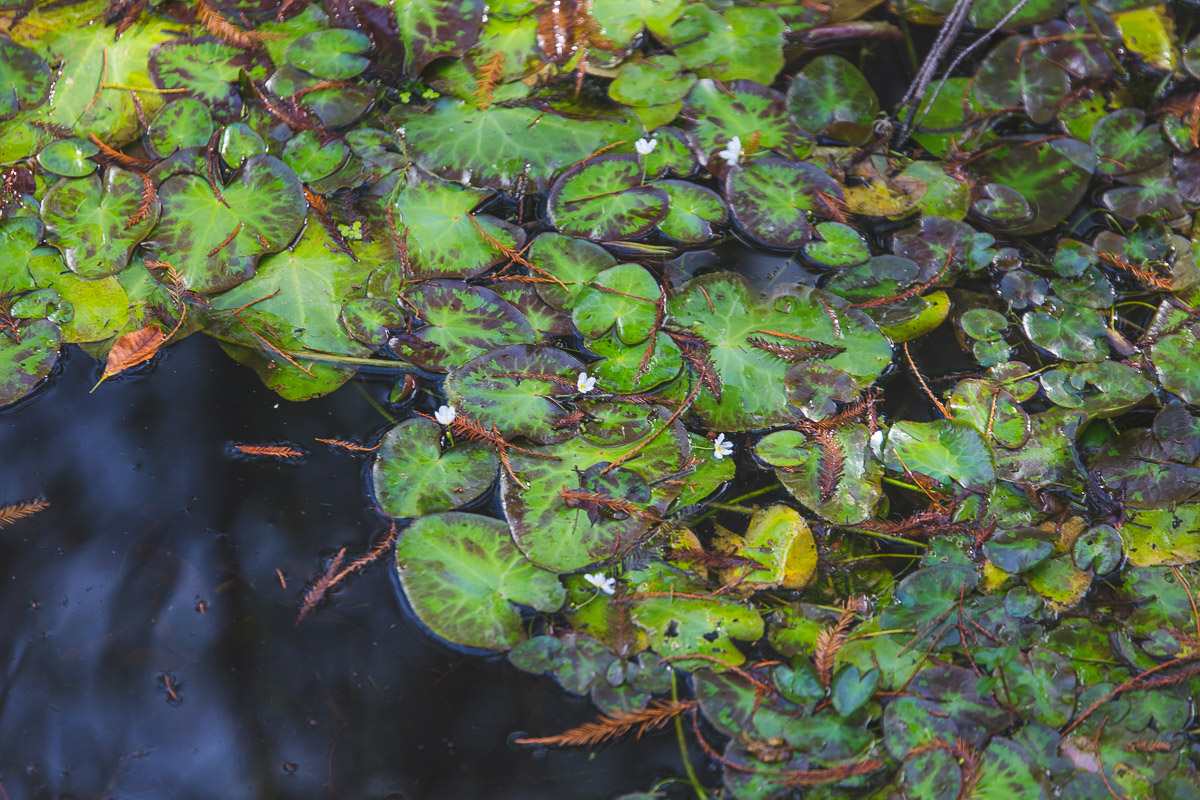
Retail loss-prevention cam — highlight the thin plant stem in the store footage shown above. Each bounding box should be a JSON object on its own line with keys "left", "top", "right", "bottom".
{"left": 203, "top": 330, "right": 417, "bottom": 370}
{"left": 837, "top": 525, "right": 930, "bottom": 549}
{"left": 672, "top": 670, "right": 708, "bottom": 800}
{"left": 1079, "top": 0, "right": 1128, "bottom": 81}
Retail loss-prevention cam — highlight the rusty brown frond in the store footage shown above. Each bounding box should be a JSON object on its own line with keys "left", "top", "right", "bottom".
{"left": 125, "top": 172, "right": 157, "bottom": 229}
{"left": 297, "top": 524, "right": 399, "bottom": 623}
{"left": 194, "top": 0, "right": 262, "bottom": 49}
{"left": 293, "top": 79, "right": 356, "bottom": 100}
{"left": 303, "top": 186, "right": 354, "bottom": 257}
{"left": 473, "top": 50, "right": 506, "bottom": 110}
{"left": 666, "top": 547, "right": 760, "bottom": 570}
{"left": 107, "top": 0, "right": 146, "bottom": 37}
{"left": 231, "top": 443, "right": 306, "bottom": 459}
{"left": 0, "top": 498, "right": 49, "bottom": 530}
{"left": 87, "top": 133, "right": 156, "bottom": 171}
{"left": 207, "top": 221, "right": 243, "bottom": 257}
{"left": 490, "top": 371, "right": 578, "bottom": 391}
{"left": 516, "top": 699, "right": 696, "bottom": 748}
{"left": 248, "top": 81, "right": 325, "bottom": 137}
{"left": 471, "top": 216, "right": 568, "bottom": 289}
{"left": 813, "top": 189, "right": 850, "bottom": 224}
{"left": 849, "top": 247, "right": 953, "bottom": 309}
{"left": 907, "top": 737, "right": 980, "bottom": 793}
{"left": 385, "top": 207, "right": 413, "bottom": 278}
{"left": 315, "top": 438, "right": 382, "bottom": 452}
{"left": 553, "top": 409, "right": 586, "bottom": 429}
{"left": 1098, "top": 252, "right": 1174, "bottom": 291}
{"left": 145, "top": 260, "right": 188, "bottom": 309}
{"left": 813, "top": 597, "right": 860, "bottom": 687}
{"left": 747, "top": 335, "right": 845, "bottom": 362}
{"left": 814, "top": 388, "right": 881, "bottom": 432}
{"left": 558, "top": 488, "right": 663, "bottom": 523}
{"left": 815, "top": 430, "right": 845, "bottom": 504}
{"left": 1125, "top": 739, "right": 1174, "bottom": 753}
{"left": 609, "top": 392, "right": 681, "bottom": 406}
{"left": 666, "top": 328, "right": 722, "bottom": 400}
{"left": 782, "top": 758, "right": 885, "bottom": 786}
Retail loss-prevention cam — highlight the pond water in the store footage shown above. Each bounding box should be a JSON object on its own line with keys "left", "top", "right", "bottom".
{"left": 0, "top": 338, "right": 693, "bottom": 800}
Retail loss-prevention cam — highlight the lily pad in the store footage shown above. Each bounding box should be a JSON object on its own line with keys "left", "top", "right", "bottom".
{"left": 0, "top": 36, "right": 51, "bottom": 120}
{"left": 142, "top": 154, "right": 307, "bottom": 294}
{"left": 36, "top": 138, "right": 99, "bottom": 177}
{"left": 547, "top": 155, "right": 668, "bottom": 242}
{"left": 390, "top": 281, "right": 535, "bottom": 372}
{"left": 391, "top": 167, "right": 525, "bottom": 278}
{"left": 682, "top": 79, "right": 810, "bottom": 167}
{"left": 654, "top": 180, "right": 726, "bottom": 243}
{"left": 786, "top": 55, "right": 879, "bottom": 144}
{"left": 393, "top": 0, "right": 484, "bottom": 76}
{"left": 725, "top": 158, "right": 843, "bottom": 249}
{"left": 144, "top": 98, "right": 214, "bottom": 159}
{"left": 149, "top": 36, "right": 272, "bottom": 122}
{"left": 41, "top": 169, "right": 158, "bottom": 279}
{"left": 444, "top": 344, "right": 585, "bottom": 444}
{"left": 571, "top": 262, "right": 661, "bottom": 345}
{"left": 0, "top": 318, "right": 60, "bottom": 406}
{"left": 884, "top": 419, "right": 996, "bottom": 490}
{"left": 394, "top": 511, "right": 565, "bottom": 650}
{"left": 286, "top": 28, "right": 371, "bottom": 79}
{"left": 372, "top": 417, "right": 498, "bottom": 517}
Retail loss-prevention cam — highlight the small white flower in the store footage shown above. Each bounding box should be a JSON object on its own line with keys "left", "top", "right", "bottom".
{"left": 634, "top": 137, "right": 658, "bottom": 156}
{"left": 583, "top": 572, "right": 617, "bottom": 595}
{"left": 577, "top": 371, "right": 597, "bottom": 393}
{"left": 717, "top": 135, "right": 743, "bottom": 167}
{"left": 434, "top": 405, "right": 457, "bottom": 426}
{"left": 713, "top": 433, "right": 734, "bottom": 460}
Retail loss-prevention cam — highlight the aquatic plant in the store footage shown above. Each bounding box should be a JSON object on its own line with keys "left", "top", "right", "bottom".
{"left": 3, "top": 0, "right": 1200, "bottom": 796}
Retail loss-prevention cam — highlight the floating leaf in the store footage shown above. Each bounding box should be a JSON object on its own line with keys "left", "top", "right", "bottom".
{"left": 393, "top": 0, "right": 484, "bottom": 76}
{"left": 682, "top": 80, "right": 810, "bottom": 168}
{"left": 786, "top": 55, "right": 879, "bottom": 144}
{"left": 372, "top": 417, "right": 498, "bottom": 518}
{"left": 149, "top": 36, "right": 272, "bottom": 122}
{"left": 0, "top": 319, "right": 60, "bottom": 407}
{"left": 37, "top": 138, "right": 99, "bottom": 177}
{"left": 884, "top": 419, "right": 996, "bottom": 490}
{"left": 572, "top": 262, "right": 661, "bottom": 345}
{"left": 391, "top": 167, "right": 525, "bottom": 278}
{"left": 91, "top": 325, "right": 163, "bottom": 390}
{"left": 41, "top": 170, "right": 158, "bottom": 278}
{"left": 547, "top": 155, "right": 668, "bottom": 242}
{"left": 0, "top": 35, "right": 51, "bottom": 120}
{"left": 662, "top": 6, "right": 784, "bottom": 85}
{"left": 286, "top": 28, "right": 371, "bottom": 79}
{"left": 725, "top": 158, "right": 842, "bottom": 249}
{"left": 394, "top": 511, "right": 565, "bottom": 650}
{"left": 716, "top": 504, "right": 817, "bottom": 591}
{"left": 654, "top": 180, "right": 725, "bottom": 243}
{"left": 390, "top": 281, "right": 535, "bottom": 373}
{"left": 142, "top": 154, "right": 307, "bottom": 294}
{"left": 145, "top": 98, "right": 214, "bottom": 159}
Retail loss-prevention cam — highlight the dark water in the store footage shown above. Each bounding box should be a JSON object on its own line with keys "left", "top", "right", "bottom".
{"left": 0, "top": 337, "right": 695, "bottom": 800}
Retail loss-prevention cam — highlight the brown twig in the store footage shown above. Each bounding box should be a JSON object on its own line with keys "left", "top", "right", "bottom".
{"left": 515, "top": 699, "right": 696, "bottom": 748}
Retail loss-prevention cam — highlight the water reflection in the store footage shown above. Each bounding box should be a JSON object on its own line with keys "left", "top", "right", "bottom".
{"left": 0, "top": 339, "right": 691, "bottom": 799}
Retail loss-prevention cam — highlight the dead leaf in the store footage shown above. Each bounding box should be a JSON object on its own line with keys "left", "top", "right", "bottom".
{"left": 91, "top": 325, "right": 163, "bottom": 392}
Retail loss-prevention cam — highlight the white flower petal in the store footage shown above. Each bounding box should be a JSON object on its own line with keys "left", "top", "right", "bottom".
{"left": 635, "top": 137, "right": 658, "bottom": 155}
{"left": 577, "top": 371, "right": 597, "bottom": 393}
{"left": 434, "top": 405, "right": 457, "bottom": 425}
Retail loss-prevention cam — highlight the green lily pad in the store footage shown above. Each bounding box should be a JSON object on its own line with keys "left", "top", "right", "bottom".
{"left": 627, "top": 561, "right": 764, "bottom": 668}
{"left": 0, "top": 35, "right": 51, "bottom": 120}
{"left": 393, "top": 0, "right": 483, "bottom": 75}
{"left": 947, "top": 380, "right": 1030, "bottom": 449}
{"left": 27, "top": 251, "right": 129, "bottom": 344}
{"left": 654, "top": 180, "right": 726, "bottom": 243}
{"left": 41, "top": 169, "right": 158, "bottom": 279}
{"left": 142, "top": 154, "right": 307, "bottom": 294}
{"left": 960, "top": 308, "right": 1009, "bottom": 341}
{"left": 572, "top": 262, "right": 661, "bottom": 345}
{"left": 1028, "top": 554, "right": 1092, "bottom": 610}
{"left": 390, "top": 281, "right": 535, "bottom": 372}
{"left": 978, "top": 137, "right": 1096, "bottom": 235}
{"left": 588, "top": 332, "right": 682, "bottom": 394}
{"left": 501, "top": 407, "right": 690, "bottom": 571}
{"left": 282, "top": 130, "right": 350, "bottom": 182}
{"left": 394, "top": 511, "right": 565, "bottom": 650}
{"left": 662, "top": 6, "right": 784, "bottom": 85}
{"left": 786, "top": 55, "right": 879, "bottom": 145}
{"left": 372, "top": 417, "right": 498, "bottom": 517}
{"left": 803, "top": 222, "right": 871, "bottom": 269}
{"left": 983, "top": 528, "right": 1056, "bottom": 574}
{"left": 1148, "top": 308, "right": 1200, "bottom": 405}
{"left": 527, "top": 233, "right": 617, "bottom": 312}
{"left": 1122, "top": 506, "right": 1200, "bottom": 567}
{"left": 391, "top": 167, "right": 525, "bottom": 278}
{"left": 399, "top": 99, "right": 641, "bottom": 191}
{"left": 37, "top": 138, "right": 99, "bottom": 178}
{"left": 682, "top": 79, "right": 810, "bottom": 168}
{"left": 145, "top": 98, "right": 214, "bottom": 159}
{"left": 725, "top": 157, "right": 842, "bottom": 249}
{"left": 884, "top": 419, "right": 996, "bottom": 490}
{"left": 219, "top": 122, "right": 267, "bottom": 168}
{"left": 547, "top": 155, "right": 668, "bottom": 242}
{"left": 0, "top": 318, "right": 60, "bottom": 407}
{"left": 762, "top": 425, "right": 883, "bottom": 525}
{"left": 1091, "top": 108, "right": 1169, "bottom": 177}
{"left": 339, "top": 298, "right": 405, "bottom": 347}
{"left": 286, "top": 28, "right": 371, "bottom": 79}
{"left": 609, "top": 54, "right": 695, "bottom": 108}
{"left": 832, "top": 665, "right": 880, "bottom": 716}
{"left": 1040, "top": 361, "right": 1152, "bottom": 418}
{"left": 667, "top": 274, "right": 890, "bottom": 430}
{"left": 719, "top": 504, "right": 818, "bottom": 591}
{"left": 443, "top": 344, "right": 585, "bottom": 444}
{"left": 1023, "top": 304, "right": 1107, "bottom": 362}
{"left": 1074, "top": 524, "right": 1123, "bottom": 574}
{"left": 148, "top": 36, "right": 273, "bottom": 122}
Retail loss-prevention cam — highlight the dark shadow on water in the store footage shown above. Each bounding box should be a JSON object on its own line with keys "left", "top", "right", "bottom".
{"left": 0, "top": 337, "right": 695, "bottom": 800}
